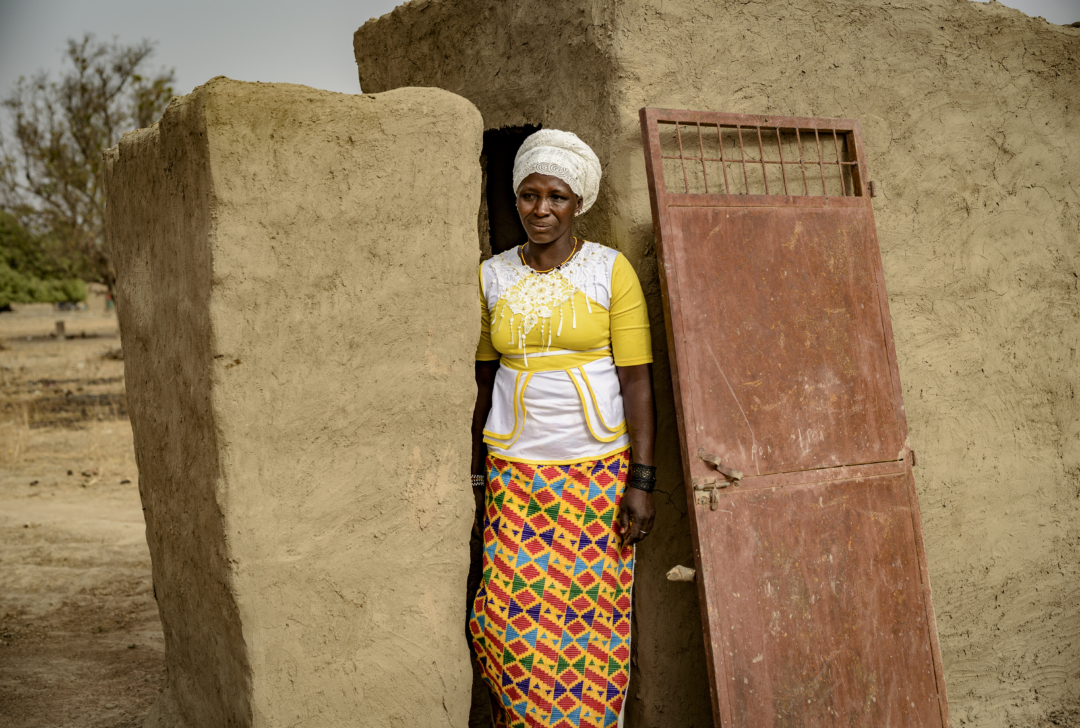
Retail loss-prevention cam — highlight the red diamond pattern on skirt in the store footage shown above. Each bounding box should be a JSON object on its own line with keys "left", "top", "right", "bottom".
{"left": 469, "top": 450, "right": 634, "bottom": 728}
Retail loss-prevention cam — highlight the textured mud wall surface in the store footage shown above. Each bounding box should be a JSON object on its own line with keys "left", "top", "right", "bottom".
{"left": 356, "top": 2, "right": 1079, "bottom": 726}
{"left": 106, "top": 79, "right": 483, "bottom": 727}
{"left": 105, "top": 92, "right": 249, "bottom": 728}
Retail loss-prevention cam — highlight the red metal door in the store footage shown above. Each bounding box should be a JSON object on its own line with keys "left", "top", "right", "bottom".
{"left": 640, "top": 109, "right": 949, "bottom": 728}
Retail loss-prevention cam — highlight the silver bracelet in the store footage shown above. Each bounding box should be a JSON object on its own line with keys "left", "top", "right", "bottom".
{"left": 471, "top": 474, "right": 485, "bottom": 488}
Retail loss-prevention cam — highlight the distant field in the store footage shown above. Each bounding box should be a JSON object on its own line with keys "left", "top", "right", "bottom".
{"left": 0, "top": 306, "right": 163, "bottom": 728}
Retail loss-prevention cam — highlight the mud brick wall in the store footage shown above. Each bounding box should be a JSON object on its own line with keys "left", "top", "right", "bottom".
{"left": 105, "top": 79, "right": 483, "bottom": 727}
{"left": 355, "top": 2, "right": 1080, "bottom": 726}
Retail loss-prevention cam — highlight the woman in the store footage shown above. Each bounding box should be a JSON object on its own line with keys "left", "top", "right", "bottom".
{"left": 468, "top": 129, "right": 657, "bottom": 728}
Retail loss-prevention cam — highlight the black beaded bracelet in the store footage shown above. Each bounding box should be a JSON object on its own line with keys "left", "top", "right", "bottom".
{"left": 471, "top": 474, "right": 485, "bottom": 488}
{"left": 627, "top": 462, "right": 657, "bottom": 493}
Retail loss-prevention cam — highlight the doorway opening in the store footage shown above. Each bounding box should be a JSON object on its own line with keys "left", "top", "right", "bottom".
{"left": 482, "top": 125, "right": 541, "bottom": 256}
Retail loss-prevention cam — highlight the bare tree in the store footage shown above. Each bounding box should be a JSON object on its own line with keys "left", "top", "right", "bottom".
{"left": 0, "top": 34, "right": 175, "bottom": 291}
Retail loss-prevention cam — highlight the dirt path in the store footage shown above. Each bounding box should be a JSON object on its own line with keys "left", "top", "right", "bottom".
{"left": 0, "top": 306, "right": 164, "bottom": 728}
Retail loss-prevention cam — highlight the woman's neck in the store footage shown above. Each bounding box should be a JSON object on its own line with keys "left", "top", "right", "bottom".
{"left": 523, "top": 232, "right": 577, "bottom": 272}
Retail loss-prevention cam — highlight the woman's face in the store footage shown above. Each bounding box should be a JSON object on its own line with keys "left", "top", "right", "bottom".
{"left": 516, "top": 173, "right": 582, "bottom": 245}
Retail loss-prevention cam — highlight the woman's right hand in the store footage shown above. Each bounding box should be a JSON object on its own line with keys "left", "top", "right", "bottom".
{"left": 618, "top": 487, "right": 655, "bottom": 548}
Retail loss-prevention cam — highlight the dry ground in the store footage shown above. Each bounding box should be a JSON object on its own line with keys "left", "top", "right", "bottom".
{"left": 0, "top": 304, "right": 163, "bottom": 728}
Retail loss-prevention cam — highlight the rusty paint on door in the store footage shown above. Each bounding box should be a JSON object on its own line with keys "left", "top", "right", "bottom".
{"left": 640, "top": 108, "right": 949, "bottom": 728}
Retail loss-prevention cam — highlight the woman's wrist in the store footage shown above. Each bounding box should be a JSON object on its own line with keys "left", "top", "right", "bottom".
{"left": 627, "top": 462, "right": 657, "bottom": 493}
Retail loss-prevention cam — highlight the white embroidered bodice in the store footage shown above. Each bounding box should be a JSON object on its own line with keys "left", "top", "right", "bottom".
{"left": 486, "top": 242, "right": 615, "bottom": 354}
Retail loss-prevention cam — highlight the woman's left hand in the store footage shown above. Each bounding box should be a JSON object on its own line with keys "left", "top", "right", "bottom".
{"left": 618, "top": 487, "right": 655, "bottom": 547}
{"left": 615, "top": 363, "right": 657, "bottom": 548}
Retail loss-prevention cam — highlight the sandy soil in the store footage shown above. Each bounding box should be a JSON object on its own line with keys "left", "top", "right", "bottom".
{"left": 0, "top": 305, "right": 164, "bottom": 728}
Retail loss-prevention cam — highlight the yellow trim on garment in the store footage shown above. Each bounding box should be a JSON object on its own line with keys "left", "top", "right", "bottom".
{"left": 499, "top": 348, "right": 611, "bottom": 372}
{"left": 579, "top": 367, "right": 625, "bottom": 435}
{"left": 567, "top": 369, "right": 629, "bottom": 443}
{"left": 482, "top": 443, "right": 632, "bottom": 467}
{"left": 481, "top": 371, "right": 522, "bottom": 441}
{"left": 482, "top": 372, "right": 533, "bottom": 445}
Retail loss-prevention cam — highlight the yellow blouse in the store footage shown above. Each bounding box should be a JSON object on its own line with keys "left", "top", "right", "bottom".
{"left": 476, "top": 242, "right": 652, "bottom": 465}
{"left": 476, "top": 247, "right": 652, "bottom": 369}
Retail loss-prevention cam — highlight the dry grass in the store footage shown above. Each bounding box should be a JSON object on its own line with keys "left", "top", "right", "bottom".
{"left": 1, "top": 305, "right": 128, "bottom": 439}
{"left": 0, "top": 418, "right": 138, "bottom": 484}
{"left": 0, "top": 305, "right": 162, "bottom": 728}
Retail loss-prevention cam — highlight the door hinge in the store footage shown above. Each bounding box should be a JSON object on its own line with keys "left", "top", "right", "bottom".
{"left": 868, "top": 180, "right": 878, "bottom": 197}
{"left": 694, "top": 447, "right": 743, "bottom": 510}
{"left": 697, "top": 447, "right": 743, "bottom": 482}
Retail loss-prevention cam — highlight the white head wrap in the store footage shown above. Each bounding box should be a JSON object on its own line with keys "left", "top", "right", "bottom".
{"left": 513, "top": 129, "right": 602, "bottom": 215}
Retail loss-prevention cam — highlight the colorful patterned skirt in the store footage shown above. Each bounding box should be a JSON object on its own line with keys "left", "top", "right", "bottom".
{"left": 468, "top": 450, "right": 634, "bottom": 728}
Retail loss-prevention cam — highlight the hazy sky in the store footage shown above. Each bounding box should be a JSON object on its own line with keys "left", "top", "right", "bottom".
{"left": 0, "top": 0, "right": 400, "bottom": 98}
{"left": 1, "top": 0, "right": 1078, "bottom": 101}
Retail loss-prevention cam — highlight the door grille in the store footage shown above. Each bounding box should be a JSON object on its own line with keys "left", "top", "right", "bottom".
{"left": 657, "top": 115, "right": 865, "bottom": 197}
